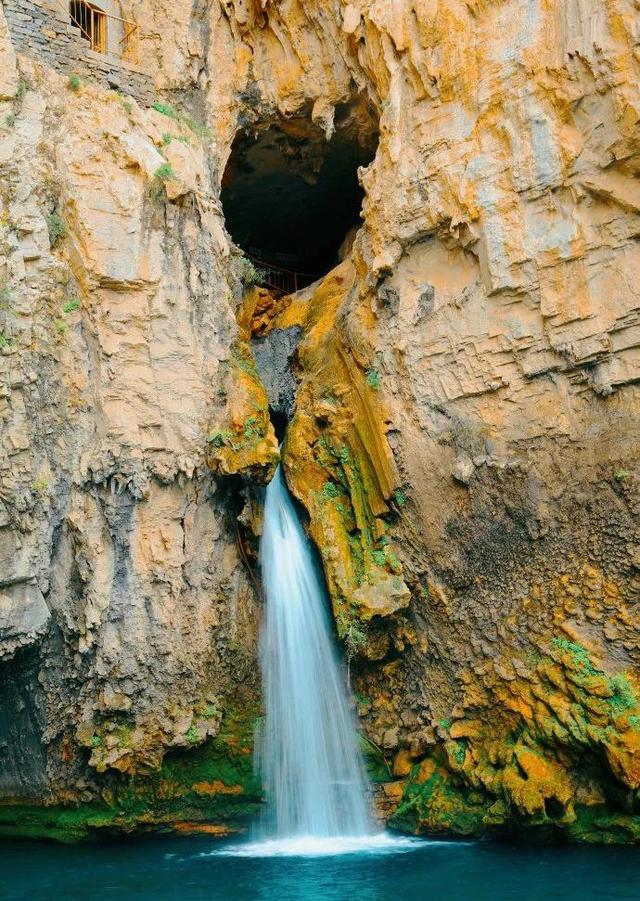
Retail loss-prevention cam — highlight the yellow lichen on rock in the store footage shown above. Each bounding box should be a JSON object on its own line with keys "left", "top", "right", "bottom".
{"left": 278, "top": 261, "right": 410, "bottom": 642}
{"left": 206, "top": 338, "right": 279, "bottom": 484}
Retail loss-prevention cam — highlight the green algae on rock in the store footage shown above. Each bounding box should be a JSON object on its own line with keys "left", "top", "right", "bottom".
{"left": 387, "top": 640, "right": 640, "bottom": 844}
{"left": 0, "top": 708, "right": 262, "bottom": 843}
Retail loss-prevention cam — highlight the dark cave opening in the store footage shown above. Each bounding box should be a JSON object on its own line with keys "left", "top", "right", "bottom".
{"left": 221, "top": 101, "right": 379, "bottom": 290}
{"left": 269, "top": 407, "right": 289, "bottom": 443}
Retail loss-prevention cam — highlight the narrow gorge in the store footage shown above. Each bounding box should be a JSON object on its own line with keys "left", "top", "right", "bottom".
{"left": 1, "top": 0, "right": 640, "bottom": 855}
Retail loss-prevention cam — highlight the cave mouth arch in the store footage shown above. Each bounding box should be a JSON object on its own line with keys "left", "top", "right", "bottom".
{"left": 221, "top": 100, "right": 379, "bottom": 292}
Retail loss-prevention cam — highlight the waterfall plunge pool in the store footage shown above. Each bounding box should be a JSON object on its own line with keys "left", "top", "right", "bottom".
{"left": 1, "top": 834, "right": 639, "bottom": 900}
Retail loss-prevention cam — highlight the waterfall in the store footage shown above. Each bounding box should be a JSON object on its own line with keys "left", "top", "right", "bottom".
{"left": 257, "top": 465, "right": 372, "bottom": 841}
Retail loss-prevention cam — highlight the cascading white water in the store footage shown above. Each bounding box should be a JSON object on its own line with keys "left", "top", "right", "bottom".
{"left": 257, "top": 465, "right": 372, "bottom": 841}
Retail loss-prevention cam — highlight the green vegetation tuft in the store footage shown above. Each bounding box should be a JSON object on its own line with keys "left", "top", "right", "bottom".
{"left": 47, "top": 212, "right": 67, "bottom": 245}
{"left": 0, "top": 332, "right": 14, "bottom": 349}
{"left": 62, "top": 298, "right": 81, "bottom": 314}
{"left": 154, "top": 163, "right": 176, "bottom": 182}
{"left": 614, "top": 469, "right": 630, "bottom": 482}
{"left": 208, "top": 429, "right": 232, "bottom": 448}
{"left": 242, "top": 415, "right": 263, "bottom": 442}
{"left": 152, "top": 101, "right": 179, "bottom": 119}
{"left": 608, "top": 674, "right": 635, "bottom": 714}
{"left": 394, "top": 488, "right": 407, "bottom": 507}
{"left": 359, "top": 734, "right": 392, "bottom": 783}
{"left": 68, "top": 74, "right": 82, "bottom": 93}
{"left": 551, "top": 638, "right": 598, "bottom": 676}
{"left": 321, "top": 481, "right": 340, "bottom": 500}
{"left": 32, "top": 478, "right": 49, "bottom": 496}
{"left": 366, "top": 368, "right": 381, "bottom": 390}
{"left": 337, "top": 615, "right": 368, "bottom": 661}
{"left": 15, "top": 78, "right": 28, "bottom": 103}
{"left": 152, "top": 102, "right": 209, "bottom": 140}
{"left": 236, "top": 256, "right": 266, "bottom": 289}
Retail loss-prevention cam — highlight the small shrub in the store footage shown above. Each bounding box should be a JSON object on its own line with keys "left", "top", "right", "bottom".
{"left": 47, "top": 212, "right": 67, "bottom": 245}
{"left": 354, "top": 691, "right": 371, "bottom": 707}
{"left": 186, "top": 725, "right": 200, "bottom": 745}
{"left": 235, "top": 256, "right": 266, "bottom": 288}
{"left": 32, "top": 478, "right": 49, "bottom": 496}
{"left": 161, "top": 133, "right": 173, "bottom": 146}
{"left": 0, "top": 332, "right": 13, "bottom": 349}
{"left": 344, "top": 618, "right": 368, "bottom": 661}
{"left": 68, "top": 74, "right": 82, "bottom": 93}
{"left": 608, "top": 673, "right": 636, "bottom": 714}
{"left": 62, "top": 298, "right": 81, "bottom": 314}
{"left": 208, "top": 429, "right": 232, "bottom": 448}
{"left": 5, "top": 114, "right": 16, "bottom": 128}
{"left": 373, "top": 549, "right": 386, "bottom": 567}
{"left": 243, "top": 415, "right": 263, "bottom": 442}
{"left": 614, "top": 469, "right": 630, "bottom": 482}
{"left": 152, "top": 101, "right": 179, "bottom": 120}
{"left": 366, "top": 368, "right": 381, "bottom": 390}
{"left": 393, "top": 488, "right": 407, "bottom": 507}
{"left": 154, "top": 163, "right": 176, "bottom": 182}
{"left": 90, "top": 734, "right": 103, "bottom": 748}
{"left": 322, "top": 481, "right": 340, "bottom": 500}
{"left": 54, "top": 318, "right": 66, "bottom": 334}
{"left": 15, "top": 78, "right": 28, "bottom": 103}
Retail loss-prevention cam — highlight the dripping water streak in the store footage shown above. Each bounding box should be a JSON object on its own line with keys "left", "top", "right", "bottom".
{"left": 256, "top": 465, "right": 372, "bottom": 840}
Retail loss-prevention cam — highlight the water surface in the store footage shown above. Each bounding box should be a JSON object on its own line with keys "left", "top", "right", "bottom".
{"left": 1, "top": 834, "right": 638, "bottom": 901}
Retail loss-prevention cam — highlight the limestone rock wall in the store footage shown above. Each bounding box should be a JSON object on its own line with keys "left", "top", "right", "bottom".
{"left": 0, "top": 8, "right": 262, "bottom": 808}
{"left": 1, "top": 0, "right": 639, "bottom": 842}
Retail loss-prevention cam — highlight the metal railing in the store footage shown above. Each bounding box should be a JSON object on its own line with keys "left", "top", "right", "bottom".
{"left": 247, "top": 254, "right": 320, "bottom": 296}
{"left": 58, "top": 0, "right": 140, "bottom": 64}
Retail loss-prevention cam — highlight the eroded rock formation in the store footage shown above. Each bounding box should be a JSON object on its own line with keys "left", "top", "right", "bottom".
{"left": 0, "top": 0, "right": 639, "bottom": 842}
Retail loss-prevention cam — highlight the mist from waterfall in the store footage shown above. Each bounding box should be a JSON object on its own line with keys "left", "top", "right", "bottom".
{"left": 256, "top": 465, "right": 372, "bottom": 843}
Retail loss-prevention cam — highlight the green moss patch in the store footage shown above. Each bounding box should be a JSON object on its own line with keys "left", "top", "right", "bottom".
{"left": 0, "top": 708, "right": 262, "bottom": 843}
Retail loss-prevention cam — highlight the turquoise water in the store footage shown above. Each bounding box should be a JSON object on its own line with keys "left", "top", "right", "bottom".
{"left": 1, "top": 835, "right": 638, "bottom": 900}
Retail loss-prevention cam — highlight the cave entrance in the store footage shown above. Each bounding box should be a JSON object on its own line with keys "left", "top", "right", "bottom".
{"left": 221, "top": 100, "right": 379, "bottom": 293}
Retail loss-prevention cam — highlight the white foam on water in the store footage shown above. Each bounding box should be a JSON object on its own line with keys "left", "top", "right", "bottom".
{"left": 210, "top": 832, "right": 429, "bottom": 858}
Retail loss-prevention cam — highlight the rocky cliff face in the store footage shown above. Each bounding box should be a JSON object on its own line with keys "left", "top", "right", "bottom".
{"left": 1, "top": 0, "right": 639, "bottom": 843}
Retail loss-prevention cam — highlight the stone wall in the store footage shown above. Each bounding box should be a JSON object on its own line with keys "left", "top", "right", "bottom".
{"left": 3, "top": 0, "right": 154, "bottom": 104}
